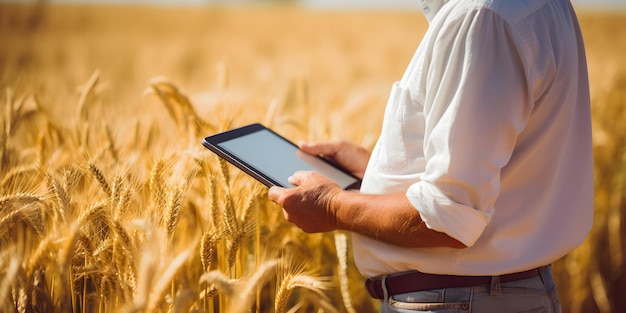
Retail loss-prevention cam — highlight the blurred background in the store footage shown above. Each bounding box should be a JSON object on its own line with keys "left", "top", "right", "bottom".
{"left": 1, "top": 0, "right": 625, "bottom": 312}
{"left": 2, "top": 0, "right": 626, "bottom": 9}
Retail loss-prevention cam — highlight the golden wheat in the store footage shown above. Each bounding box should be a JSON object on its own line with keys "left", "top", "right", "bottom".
{"left": 0, "top": 4, "right": 624, "bottom": 313}
{"left": 88, "top": 162, "right": 112, "bottom": 197}
{"left": 275, "top": 272, "right": 332, "bottom": 313}
{"left": 335, "top": 232, "right": 356, "bottom": 313}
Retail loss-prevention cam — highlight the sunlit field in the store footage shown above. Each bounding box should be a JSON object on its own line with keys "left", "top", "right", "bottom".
{"left": 1, "top": 3, "right": 625, "bottom": 312}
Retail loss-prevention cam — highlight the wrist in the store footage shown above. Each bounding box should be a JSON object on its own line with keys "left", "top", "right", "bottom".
{"left": 328, "top": 189, "right": 356, "bottom": 232}
{"left": 324, "top": 186, "right": 341, "bottom": 231}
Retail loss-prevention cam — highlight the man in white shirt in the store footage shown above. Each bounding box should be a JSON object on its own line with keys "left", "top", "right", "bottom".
{"left": 269, "top": 0, "right": 593, "bottom": 311}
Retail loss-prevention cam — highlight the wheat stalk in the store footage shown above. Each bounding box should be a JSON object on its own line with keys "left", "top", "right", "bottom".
{"left": 146, "top": 77, "right": 215, "bottom": 136}
{"left": 45, "top": 174, "right": 70, "bottom": 223}
{"left": 275, "top": 273, "right": 331, "bottom": 313}
{"left": 1, "top": 164, "right": 40, "bottom": 189}
{"left": 0, "top": 193, "right": 41, "bottom": 209}
{"left": 275, "top": 258, "right": 332, "bottom": 313}
{"left": 62, "top": 165, "right": 86, "bottom": 196}
{"left": 130, "top": 241, "right": 157, "bottom": 312}
{"left": 103, "top": 123, "right": 119, "bottom": 163}
{"left": 3, "top": 88, "right": 14, "bottom": 135}
{"left": 239, "top": 182, "right": 264, "bottom": 223}
{"left": 149, "top": 160, "right": 166, "bottom": 209}
{"left": 111, "top": 219, "right": 137, "bottom": 298}
{"left": 21, "top": 202, "right": 45, "bottom": 236}
{"left": 75, "top": 231, "right": 94, "bottom": 261}
{"left": 111, "top": 219, "right": 133, "bottom": 257}
{"left": 231, "top": 259, "right": 280, "bottom": 313}
{"left": 76, "top": 69, "right": 100, "bottom": 121}
{"left": 3, "top": 89, "right": 38, "bottom": 140}
{"left": 54, "top": 222, "right": 82, "bottom": 312}
{"left": 99, "top": 265, "right": 117, "bottom": 303}
{"left": 76, "top": 200, "right": 108, "bottom": 226}
{"left": 165, "top": 187, "right": 183, "bottom": 235}
{"left": 221, "top": 192, "right": 239, "bottom": 236}
{"left": 198, "top": 270, "right": 236, "bottom": 297}
{"left": 200, "top": 230, "right": 223, "bottom": 272}
{"left": 145, "top": 245, "right": 195, "bottom": 312}
{"left": 110, "top": 174, "right": 124, "bottom": 217}
{"left": 227, "top": 230, "right": 245, "bottom": 271}
{"left": 335, "top": 232, "right": 356, "bottom": 313}
{"left": 0, "top": 195, "right": 44, "bottom": 238}
{"left": 26, "top": 235, "right": 54, "bottom": 274}
{"left": 208, "top": 171, "right": 221, "bottom": 230}
{"left": 0, "top": 257, "right": 20, "bottom": 307}
{"left": 88, "top": 162, "right": 112, "bottom": 197}
{"left": 217, "top": 156, "right": 231, "bottom": 187}
{"left": 290, "top": 293, "right": 340, "bottom": 313}
{"left": 93, "top": 233, "right": 113, "bottom": 254}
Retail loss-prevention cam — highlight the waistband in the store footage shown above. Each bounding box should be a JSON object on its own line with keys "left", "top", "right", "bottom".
{"left": 365, "top": 266, "right": 547, "bottom": 300}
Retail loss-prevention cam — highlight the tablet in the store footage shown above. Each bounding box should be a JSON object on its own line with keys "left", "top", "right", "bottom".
{"left": 201, "top": 123, "right": 361, "bottom": 190}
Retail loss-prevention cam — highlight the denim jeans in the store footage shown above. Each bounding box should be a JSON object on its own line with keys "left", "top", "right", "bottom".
{"left": 379, "top": 266, "right": 561, "bottom": 313}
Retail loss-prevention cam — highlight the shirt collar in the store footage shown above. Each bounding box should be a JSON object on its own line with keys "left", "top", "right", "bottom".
{"left": 417, "top": 0, "right": 448, "bottom": 23}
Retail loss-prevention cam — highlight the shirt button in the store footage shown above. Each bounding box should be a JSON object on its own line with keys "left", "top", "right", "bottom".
{"left": 461, "top": 303, "right": 470, "bottom": 310}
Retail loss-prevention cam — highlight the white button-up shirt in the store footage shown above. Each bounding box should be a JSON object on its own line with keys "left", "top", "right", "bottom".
{"left": 356, "top": 0, "right": 594, "bottom": 276}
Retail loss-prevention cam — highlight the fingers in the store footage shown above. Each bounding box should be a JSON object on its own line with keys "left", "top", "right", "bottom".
{"left": 268, "top": 173, "right": 304, "bottom": 204}
{"left": 287, "top": 173, "right": 303, "bottom": 186}
{"left": 299, "top": 140, "right": 370, "bottom": 179}
{"left": 298, "top": 140, "right": 342, "bottom": 157}
{"left": 268, "top": 171, "right": 333, "bottom": 205}
{"left": 268, "top": 186, "right": 286, "bottom": 203}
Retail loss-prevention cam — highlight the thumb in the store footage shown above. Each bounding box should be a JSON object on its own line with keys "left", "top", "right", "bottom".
{"left": 268, "top": 186, "right": 286, "bottom": 203}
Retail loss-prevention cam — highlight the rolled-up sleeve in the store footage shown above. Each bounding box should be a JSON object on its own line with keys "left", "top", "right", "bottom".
{"left": 406, "top": 8, "right": 534, "bottom": 247}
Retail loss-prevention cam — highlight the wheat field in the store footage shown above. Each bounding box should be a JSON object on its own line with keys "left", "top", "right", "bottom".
{"left": 0, "top": 3, "right": 625, "bottom": 313}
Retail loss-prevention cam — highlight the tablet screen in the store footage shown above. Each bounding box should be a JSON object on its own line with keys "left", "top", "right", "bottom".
{"left": 202, "top": 124, "right": 361, "bottom": 190}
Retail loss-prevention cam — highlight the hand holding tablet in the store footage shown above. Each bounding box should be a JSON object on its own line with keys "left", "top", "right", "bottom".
{"left": 201, "top": 123, "right": 362, "bottom": 190}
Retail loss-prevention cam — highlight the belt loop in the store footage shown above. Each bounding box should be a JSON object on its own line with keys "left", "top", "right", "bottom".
{"left": 490, "top": 275, "right": 502, "bottom": 296}
{"left": 381, "top": 275, "right": 389, "bottom": 300}
{"left": 538, "top": 265, "right": 548, "bottom": 286}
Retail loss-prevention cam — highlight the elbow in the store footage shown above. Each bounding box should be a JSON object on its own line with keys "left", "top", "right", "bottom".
{"left": 407, "top": 230, "right": 470, "bottom": 249}
{"left": 447, "top": 238, "right": 469, "bottom": 249}
{"left": 434, "top": 232, "right": 468, "bottom": 249}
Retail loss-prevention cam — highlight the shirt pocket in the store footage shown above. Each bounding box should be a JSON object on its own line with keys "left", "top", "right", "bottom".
{"left": 377, "top": 82, "right": 427, "bottom": 175}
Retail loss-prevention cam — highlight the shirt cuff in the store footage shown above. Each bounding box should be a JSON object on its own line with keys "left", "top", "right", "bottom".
{"left": 406, "top": 182, "right": 492, "bottom": 247}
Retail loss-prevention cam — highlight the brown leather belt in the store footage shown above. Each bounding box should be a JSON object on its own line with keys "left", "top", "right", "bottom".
{"left": 365, "top": 267, "right": 543, "bottom": 299}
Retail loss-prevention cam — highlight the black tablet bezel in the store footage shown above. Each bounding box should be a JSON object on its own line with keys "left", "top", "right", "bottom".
{"left": 201, "top": 123, "right": 361, "bottom": 190}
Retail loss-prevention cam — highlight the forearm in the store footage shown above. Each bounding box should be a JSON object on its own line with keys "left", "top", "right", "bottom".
{"left": 332, "top": 191, "right": 467, "bottom": 249}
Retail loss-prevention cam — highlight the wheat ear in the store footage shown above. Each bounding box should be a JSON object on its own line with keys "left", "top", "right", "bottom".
{"left": 88, "top": 162, "right": 112, "bottom": 197}
{"left": 198, "top": 270, "right": 236, "bottom": 297}
{"left": 103, "top": 123, "right": 119, "bottom": 162}
{"left": 200, "top": 230, "right": 223, "bottom": 272}
{"left": 165, "top": 187, "right": 183, "bottom": 235}
{"left": 227, "top": 230, "right": 245, "bottom": 271}
{"left": 208, "top": 173, "right": 221, "bottom": 230}
{"left": 0, "top": 194, "right": 44, "bottom": 238}
{"left": 45, "top": 174, "right": 70, "bottom": 223}
{"left": 335, "top": 232, "right": 356, "bottom": 313}
{"left": 240, "top": 182, "right": 263, "bottom": 223}
{"left": 231, "top": 259, "right": 280, "bottom": 312}
{"left": 110, "top": 174, "right": 124, "bottom": 218}
{"left": 76, "top": 200, "right": 108, "bottom": 226}
{"left": 275, "top": 272, "right": 331, "bottom": 313}
{"left": 110, "top": 218, "right": 137, "bottom": 299}
{"left": 0, "top": 192, "right": 41, "bottom": 209}
{"left": 1, "top": 164, "right": 39, "bottom": 188}
{"left": 149, "top": 159, "right": 166, "bottom": 208}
